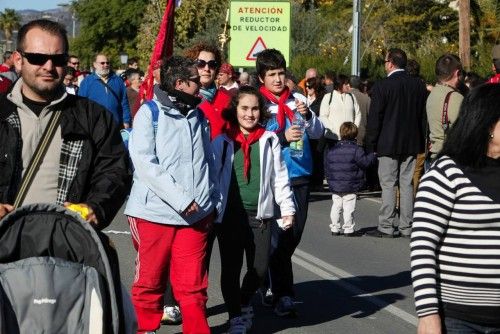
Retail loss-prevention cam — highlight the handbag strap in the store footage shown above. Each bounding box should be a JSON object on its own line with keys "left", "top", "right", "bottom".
{"left": 442, "top": 91, "right": 453, "bottom": 132}
{"left": 13, "top": 109, "right": 62, "bottom": 208}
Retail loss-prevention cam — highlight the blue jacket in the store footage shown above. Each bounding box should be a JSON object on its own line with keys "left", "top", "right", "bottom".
{"left": 325, "top": 140, "right": 376, "bottom": 193}
{"left": 265, "top": 92, "right": 324, "bottom": 182}
{"left": 124, "top": 87, "right": 219, "bottom": 226}
{"left": 79, "top": 73, "right": 131, "bottom": 125}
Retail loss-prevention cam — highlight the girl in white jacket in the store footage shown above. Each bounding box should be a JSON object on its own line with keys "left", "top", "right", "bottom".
{"left": 212, "top": 86, "right": 295, "bottom": 334}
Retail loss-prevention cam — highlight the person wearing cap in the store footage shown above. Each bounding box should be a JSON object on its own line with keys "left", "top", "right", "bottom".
{"left": 488, "top": 44, "right": 500, "bottom": 84}
{"left": 217, "top": 63, "right": 239, "bottom": 96}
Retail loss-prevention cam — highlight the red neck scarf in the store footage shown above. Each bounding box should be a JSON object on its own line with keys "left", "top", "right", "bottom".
{"left": 227, "top": 125, "right": 266, "bottom": 181}
{"left": 259, "top": 86, "right": 294, "bottom": 133}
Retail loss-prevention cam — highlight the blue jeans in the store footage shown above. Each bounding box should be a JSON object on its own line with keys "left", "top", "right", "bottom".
{"left": 445, "top": 317, "right": 500, "bottom": 334}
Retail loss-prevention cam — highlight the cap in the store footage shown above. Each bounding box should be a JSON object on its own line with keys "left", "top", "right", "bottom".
{"left": 219, "top": 63, "right": 234, "bottom": 76}
{"left": 493, "top": 44, "right": 500, "bottom": 60}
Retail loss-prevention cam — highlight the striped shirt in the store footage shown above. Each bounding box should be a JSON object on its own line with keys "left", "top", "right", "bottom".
{"left": 411, "top": 157, "right": 500, "bottom": 324}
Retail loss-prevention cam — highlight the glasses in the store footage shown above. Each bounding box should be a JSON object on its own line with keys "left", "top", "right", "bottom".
{"left": 195, "top": 59, "right": 218, "bottom": 70}
{"left": 98, "top": 61, "right": 110, "bottom": 65}
{"left": 188, "top": 75, "right": 201, "bottom": 85}
{"left": 306, "top": 85, "right": 313, "bottom": 89}
{"left": 71, "top": 61, "right": 80, "bottom": 65}
{"left": 18, "top": 50, "right": 68, "bottom": 67}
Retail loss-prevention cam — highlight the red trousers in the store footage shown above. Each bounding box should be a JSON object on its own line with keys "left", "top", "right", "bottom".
{"left": 128, "top": 215, "right": 212, "bottom": 333}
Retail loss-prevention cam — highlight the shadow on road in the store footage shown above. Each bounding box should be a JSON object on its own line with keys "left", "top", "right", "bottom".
{"left": 207, "top": 270, "right": 412, "bottom": 333}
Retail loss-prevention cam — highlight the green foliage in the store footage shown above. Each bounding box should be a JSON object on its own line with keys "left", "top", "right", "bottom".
{"left": 136, "top": 0, "right": 229, "bottom": 68}
{"left": 136, "top": 0, "right": 167, "bottom": 69}
{"left": 77, "top": 0, "right": 500, "bottom": 81}
{"left": 0, "top": 8, "right": 21, "bottom": 43}
{"left": 174, "top": 0, "right": 229, "bottom": 48}
{"left": 72, "top": 0, "right": 148, "bottom": 69}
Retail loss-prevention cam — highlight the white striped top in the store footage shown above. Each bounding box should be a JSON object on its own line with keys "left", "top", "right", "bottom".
{"left": 411, "top": 157, "right": 500, "bottom": 322}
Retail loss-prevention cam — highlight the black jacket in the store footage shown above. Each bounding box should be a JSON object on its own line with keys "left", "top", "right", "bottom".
{"left": 0, "top": 93, "right": 132, "bottom": 229}
{"left": 365, "top": 71, "right": 427, "bottom": 156}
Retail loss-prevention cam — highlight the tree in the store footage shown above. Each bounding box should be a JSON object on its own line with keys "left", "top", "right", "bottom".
{"left": 136, "top": 0, "right": 230, "bottom": 65}
{"left": 0, "top": 9, "right": 21, "bottom": 50}
{"left": 72, "top": 0, "right": 148, "bottom": 68}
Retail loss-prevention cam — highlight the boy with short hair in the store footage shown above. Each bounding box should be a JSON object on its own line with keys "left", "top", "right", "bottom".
{"left": 256, "top": 48, "right": 324, "bottom": 316}
{"left": 325, "top": 122, "right": 376, "bottom": 236}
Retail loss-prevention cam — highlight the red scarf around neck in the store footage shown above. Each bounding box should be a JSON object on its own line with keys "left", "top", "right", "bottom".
{"left": 259, "top": 86, "right": 294, "bottom": 133}
{"left": 227, "top": 125, "right": 266, "bottom": 181}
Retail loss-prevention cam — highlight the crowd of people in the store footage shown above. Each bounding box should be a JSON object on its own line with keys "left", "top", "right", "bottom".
{"left": 0, "top": 17, "right": 500, "bottom": 334}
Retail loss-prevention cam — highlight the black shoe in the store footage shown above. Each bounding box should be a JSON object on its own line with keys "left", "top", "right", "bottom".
{"left": 365, "top": 229, "right": 396, "bottom": 238}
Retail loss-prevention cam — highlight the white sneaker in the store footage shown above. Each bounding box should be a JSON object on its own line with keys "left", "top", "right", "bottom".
{"left": 240, "top": 304, "right": 254, "bottom": 330}
{"left": 227, "top": 316, "right": 247, "bottom": 334}
{"left": 161, "top": 305, "right": 182, "bottom": 325}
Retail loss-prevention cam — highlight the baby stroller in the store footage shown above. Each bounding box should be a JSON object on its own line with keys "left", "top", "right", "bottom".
{"left": 0, "top": 203, "right": 136, "bottom": 334}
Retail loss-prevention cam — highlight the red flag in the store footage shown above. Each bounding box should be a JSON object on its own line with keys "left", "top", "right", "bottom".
{"left": 135, "top": 0, "right": 176, "bottom": 115}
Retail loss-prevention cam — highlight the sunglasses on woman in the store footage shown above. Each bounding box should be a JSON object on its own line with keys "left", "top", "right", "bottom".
{"left": 18, "top": 50, "right": 68, "bottom": 67}
{"left": 195, "top": 59, "right": 218, "bottom": 70}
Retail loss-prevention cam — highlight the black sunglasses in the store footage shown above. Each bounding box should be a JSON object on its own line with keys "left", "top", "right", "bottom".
{"left": 99, "top": 61, "right": 110, "bottom": 65}
{"left": 18, "top": 50, "right": 68, "bottom": 67}
{"left": 188, "top": 75, "right": 201, "bottom": 85}
{"left": 195, "top": 59, "right": 218, "bottom": 70}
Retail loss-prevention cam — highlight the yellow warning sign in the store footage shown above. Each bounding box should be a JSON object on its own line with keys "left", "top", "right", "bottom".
{"left": 229, "top": 1, "right": 291, "bottom": 68}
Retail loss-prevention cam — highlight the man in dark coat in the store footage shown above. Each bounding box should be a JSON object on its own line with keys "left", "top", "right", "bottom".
{"left": 364, "top": 48, "right": 427, "bottom": 238}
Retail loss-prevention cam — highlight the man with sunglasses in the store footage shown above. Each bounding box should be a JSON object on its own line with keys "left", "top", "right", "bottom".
{"left": 365, "top": 48, "right": 427, "bottom": 238}
{"left": 0, "top": 19, "right": 131, "bottom": 229}
{"left": 79, "top": 53, "right": 131, "bottom": 129}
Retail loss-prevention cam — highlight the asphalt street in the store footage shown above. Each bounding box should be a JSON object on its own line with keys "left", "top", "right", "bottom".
{"left": 105, "top": 190, "right": 417, "bottom": 334}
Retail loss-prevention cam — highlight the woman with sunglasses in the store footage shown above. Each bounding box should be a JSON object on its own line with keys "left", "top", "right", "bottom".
{"left": 184, "top": 42, "right": 232, "bottom": 140}
{"left": 125, "top": 56, "right": 217, "bottom": 334}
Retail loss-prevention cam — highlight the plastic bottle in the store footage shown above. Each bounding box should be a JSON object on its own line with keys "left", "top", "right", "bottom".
{"left": 289, "top": 111, "right": 305, "bottom": 158}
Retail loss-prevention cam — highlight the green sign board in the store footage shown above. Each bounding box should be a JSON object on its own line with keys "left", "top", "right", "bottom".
{"left": 229, "top": 0, "right": 291, "bottom": 68}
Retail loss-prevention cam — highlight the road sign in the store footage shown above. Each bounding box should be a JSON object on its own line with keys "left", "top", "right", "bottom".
{"left": 229, "top": 0, "right": 291, "bottom": 68}
{"left": 246, "top": 37, "right": 267, "bottom": 61}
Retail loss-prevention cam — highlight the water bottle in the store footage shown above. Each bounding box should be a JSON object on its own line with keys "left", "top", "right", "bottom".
{"left": 289, "top": 111, "right": 305, "bottom": 158}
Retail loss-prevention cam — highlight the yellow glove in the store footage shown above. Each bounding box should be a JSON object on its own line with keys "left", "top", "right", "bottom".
{"left": 66, "top": 204, "right": 90, "bottom": 220}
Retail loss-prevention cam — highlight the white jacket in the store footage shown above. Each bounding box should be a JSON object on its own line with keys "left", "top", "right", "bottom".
{"left": 212, "top": 131, "right": 295, "bottom": 223}
{"left": 319, "top": 90, "right": 361, "bottom": 140}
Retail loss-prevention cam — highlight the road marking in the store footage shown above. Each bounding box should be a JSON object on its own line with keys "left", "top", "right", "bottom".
{"left": 292, "top": 248, "right": 417, "bottom": 327}
{"left": 103, "top": 230, "right": 131, "bottom": 235}
{"left": 360, "top": 197, "right": 382, "bottom": 204}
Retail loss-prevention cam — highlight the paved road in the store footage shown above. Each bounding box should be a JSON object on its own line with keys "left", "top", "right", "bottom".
{"left": 105, "top": 191, "right": 417, "bottom": 333}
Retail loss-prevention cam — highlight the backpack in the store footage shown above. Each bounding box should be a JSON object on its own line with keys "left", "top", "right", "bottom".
{"left": 121, "top": 100, "right": 160, "bottom": 151}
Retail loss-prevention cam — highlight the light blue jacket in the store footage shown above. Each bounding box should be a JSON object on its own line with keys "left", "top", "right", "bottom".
{"left": 124, "top": 88, "right": 219, "bottom": 225}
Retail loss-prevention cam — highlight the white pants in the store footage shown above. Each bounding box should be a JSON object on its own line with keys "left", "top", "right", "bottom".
{"left": 329, "top": 193, "right": 357, "bottom": 233}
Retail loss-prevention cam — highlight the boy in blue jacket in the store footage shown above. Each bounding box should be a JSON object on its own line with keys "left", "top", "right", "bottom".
{"left": 325, "top": 122, "right": 376, "bottom": 236}
{"left": 256, "top": 49, "right": 324, "bottom": 316}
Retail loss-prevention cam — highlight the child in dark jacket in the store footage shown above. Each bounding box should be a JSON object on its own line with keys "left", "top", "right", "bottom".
{"left": 324, "top": 122, "right": 376, "bottom": 235}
